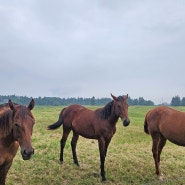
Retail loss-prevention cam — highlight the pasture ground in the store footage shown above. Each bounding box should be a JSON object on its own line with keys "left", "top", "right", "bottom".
{"left": 7, "top": 106, "right": 185, "bottom": 185}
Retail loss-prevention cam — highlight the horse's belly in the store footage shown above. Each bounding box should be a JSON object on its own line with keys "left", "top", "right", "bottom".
{"left": 80, "top": 133, "right": 97, "bottom": 139}
{"left": 167, "top": 136, "right": 185, "bottom": 146}
{"left": 162, "top": 129, "right": 185, "bottom": 146}
{"left": 159, "top": 118, "right": 185, "bottom": 146}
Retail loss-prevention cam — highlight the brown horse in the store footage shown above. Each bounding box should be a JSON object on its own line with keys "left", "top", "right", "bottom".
{"left": 48, "top": 94, "right": 130, "bottom": 181}
{"left": 0, "top": 99, "right": 35, "bottom": 185}
{"left": 144, "top": 106, "right": 185, "bottom": 180}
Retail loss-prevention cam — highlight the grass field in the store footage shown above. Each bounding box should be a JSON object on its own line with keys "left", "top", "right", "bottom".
{"left": 6, "top": 106, "right": 185, "bottom": 185}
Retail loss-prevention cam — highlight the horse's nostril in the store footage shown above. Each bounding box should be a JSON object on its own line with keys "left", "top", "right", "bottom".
{"left": 23, "top": 150, "right": 27, "bottom": 155}
{"left": 23, "top": 149, "right": 34, "bottom": 156}
{"left": 127, "top": 119, "right": 130, "bottom": 124}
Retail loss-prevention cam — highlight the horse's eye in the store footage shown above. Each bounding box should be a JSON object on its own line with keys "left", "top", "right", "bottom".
{"left": 15, "top": 122, "right": 21, "bottom": 128}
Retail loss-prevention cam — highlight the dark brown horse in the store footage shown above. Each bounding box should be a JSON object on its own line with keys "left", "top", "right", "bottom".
{"left": 48, "top": 94, "right": 130, "bottom": 181}
{"left": 0, "top": 99, "right": 35, "bottom": 185}
{"left": 144, "top": 106, "right": 185, "bottom": 180}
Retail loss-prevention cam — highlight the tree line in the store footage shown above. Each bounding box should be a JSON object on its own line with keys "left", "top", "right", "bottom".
{"left": 1, "top": 94, "right": 184, "bottom": 106}
{"left": 0, "top": 95, "right": 155, "bottom": 106}
{"left": 171, "top": 95, "right": 185, "bottom": 106}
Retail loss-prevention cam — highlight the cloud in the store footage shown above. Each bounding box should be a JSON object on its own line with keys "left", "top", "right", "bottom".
{"left": 1, "top": 0, "right": 185, "bottom": 104}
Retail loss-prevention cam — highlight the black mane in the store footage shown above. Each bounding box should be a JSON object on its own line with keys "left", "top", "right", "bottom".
{"left": 117, "top": 96, "right": 124, "bottom": 101}
{"left": 95, "top": 96, "right": 125, "bottom": 121}
{"left": 96, "top": 101, "right": 114, "bottom": 120}
{"left": 0, "top": 105, "right": 13, "bottom": 136}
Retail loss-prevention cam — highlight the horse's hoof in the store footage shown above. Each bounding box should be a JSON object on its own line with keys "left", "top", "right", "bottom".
{"left": 157, "top": 173, "right": 164, "bottom": 181}
{"left": 74, "top": 162, "right": 80, "bottom": 166}
{"left": 102, "top": 178, "right": 106, "bottom": 182}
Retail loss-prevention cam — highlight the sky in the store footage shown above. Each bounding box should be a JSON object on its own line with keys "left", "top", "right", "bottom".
{"left": 0, "top": 0, "right": 185, "bottom": 105}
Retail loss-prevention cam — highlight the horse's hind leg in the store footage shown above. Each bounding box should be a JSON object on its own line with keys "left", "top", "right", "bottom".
{"left": 71, "top": 131, "right": 79, "bottom": 166}
{"left": 157, "top": 135, "right": 167, "bottom": 179}
{"left": 60, "top": 127, "right": 71, "bottom": 163}
{"left": 151, "top": 133, "right": 166, "bottom": 179}
{"left": 151, "top": 133, "right": 160, "bottom": 176}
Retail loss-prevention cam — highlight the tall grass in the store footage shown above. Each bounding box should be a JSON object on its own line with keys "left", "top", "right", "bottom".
{"left": 7, "top": 106, "right": 185, "bottom": 185}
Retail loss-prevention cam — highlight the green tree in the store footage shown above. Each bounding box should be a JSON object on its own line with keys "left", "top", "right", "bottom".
{"left": 181, "top": 97, "right": 185, "bottom": 106}
{"left": 171, "top": 96, "right": 181, "bottom": 106}
{"left": 91, "top": 96, "right": 95, "bottom": 105}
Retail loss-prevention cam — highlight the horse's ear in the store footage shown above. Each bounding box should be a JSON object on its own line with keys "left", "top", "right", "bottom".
{"left": 8, "top": 99, "right": 15, "bottom": 111}
{"left": 28, "top": 99, "right": 35, "bottom": 110}
{"left": 111, "top": 93, "right": 118, "bottom": 101}
{"left": 125, "top": 94, "right": 128, "bottom": 99}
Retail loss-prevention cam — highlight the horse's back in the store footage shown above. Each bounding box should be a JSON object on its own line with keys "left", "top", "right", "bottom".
{"left": 62, "top": 104, "right": 94, "bottom": 124}
{"left": 63, "top": 104, "right": 91, "bottom": 118}
{"left": 67, "top": 104, "right": 88, "bottom": 111}
{"left": 145, "top": 106, "right": 185, "bottom": 146}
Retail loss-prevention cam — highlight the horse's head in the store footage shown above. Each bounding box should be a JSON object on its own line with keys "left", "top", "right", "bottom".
{"left": 111, "top": 94, "right": 130, "bottom": 127}
{"left": 9, "top": 99, "right": 35, "bottom": 160}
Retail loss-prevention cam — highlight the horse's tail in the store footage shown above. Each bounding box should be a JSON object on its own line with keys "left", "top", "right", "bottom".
{"left": 47, "top": 108, "right": 65, "bottom": 130}
{"left": 144, "top": 112, "right": 149, "bottom": 134}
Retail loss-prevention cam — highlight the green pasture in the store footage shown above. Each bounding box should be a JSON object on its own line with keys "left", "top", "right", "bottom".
{"left": 7, "top": 106, "right": 185, "bottom": 185}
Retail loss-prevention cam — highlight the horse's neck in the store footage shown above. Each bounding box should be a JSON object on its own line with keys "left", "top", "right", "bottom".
{"left": 106, "top": 104, "right": 118, "bottom": 125}
{"left": 109, "top": 112, "right": 119, "bottom": 125}
{"left": 0, "top": 131, "right": 15, "bottom": 147}
{"left": 97, "top": 102, "right": 119, "bottom": 125}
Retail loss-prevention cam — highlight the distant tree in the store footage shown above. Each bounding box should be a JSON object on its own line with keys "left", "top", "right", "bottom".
{"left": 181, "top": 97, "right": 185, "bottom": 106}
{"left": 146, "top": 100, "right": 154, "bottom": 106}
{"left": 171, "top": 96, "right": 181, "bottom": 106}
{"left": 138, "top": 97, "right": 145, "bottom": 105}
{"left": 0, "top": 94, "right": 154, "bottom": 106}
{"left": 91, "top": 96, "right": 95, "bottom": 105}
{"left": 132, "top": 99, "right": 139, "bottom": 105}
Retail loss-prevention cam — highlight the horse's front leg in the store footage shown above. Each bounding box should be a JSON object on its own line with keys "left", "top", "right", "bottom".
{"left": 105, "top": 137, "right": 111, "bottom": 157}
{"left": 98, "top": 137, "right": 106, "bottom": 182}
{"left": 0, "top": 160, "right": 13, "bottom": 185}
{"left": 71, "top": 132, "right": 79, "bottom": 166}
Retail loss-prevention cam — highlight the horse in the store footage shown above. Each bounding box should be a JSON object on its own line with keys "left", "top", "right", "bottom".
{"left": 144, "top": 106, "right": 185, "bottom": 180}
{"left": 0, "top": 99, "right": 35, "bottom": 185}
{"left": 47, "top": 94, "right": 130, "bottom": 181}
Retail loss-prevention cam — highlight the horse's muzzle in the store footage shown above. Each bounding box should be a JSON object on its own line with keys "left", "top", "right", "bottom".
{"left": 123, "top": 119, "right": 130, "bottom": 127}
{"left": 21, "top": 148, "right": 34, "bottom": 160}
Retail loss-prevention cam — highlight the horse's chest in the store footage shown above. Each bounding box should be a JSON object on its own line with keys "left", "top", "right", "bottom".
{"left": 99, "top": 125, "right": 116, "bottom": 139}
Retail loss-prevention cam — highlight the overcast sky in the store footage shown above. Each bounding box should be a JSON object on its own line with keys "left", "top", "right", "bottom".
{"left": 1, "top": 0, "right": 185, "bottom": 104}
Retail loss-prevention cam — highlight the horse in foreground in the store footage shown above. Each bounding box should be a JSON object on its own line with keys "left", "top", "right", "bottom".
{"left": 0, "top": 99, "right": 35, "bottom": 185}
{"left": 144, "top": 106, "right": 185, "bottom": 180}
{"left": 48, "top": 94, "right": 130, "bottom": 181}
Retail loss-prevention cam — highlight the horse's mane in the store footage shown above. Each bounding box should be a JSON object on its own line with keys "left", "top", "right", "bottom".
{"left": 95, "top": 96, "right": 124, "bottom": 120}
{"left": 0, "top": 104, "right": 13, "bottom": 137}
{"left": 117, "top": 96, "right": 124, "bottom": 101}
{"left": 96, "top": 101, "right": 114, "bottom": 120}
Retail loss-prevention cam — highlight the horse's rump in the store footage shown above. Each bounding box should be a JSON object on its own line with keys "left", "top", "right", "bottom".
{"left": 145, "top": 106, "right": 185, "bottom": 146}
